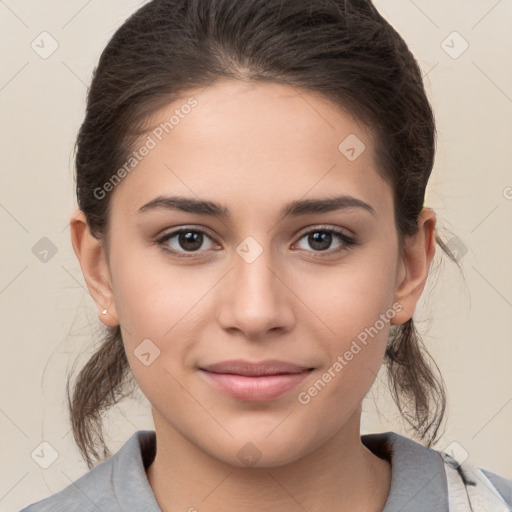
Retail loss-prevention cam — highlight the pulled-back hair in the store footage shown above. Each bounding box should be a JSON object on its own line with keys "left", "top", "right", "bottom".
{"left": 68, "top": 0, "right": 459, "bottom": 469}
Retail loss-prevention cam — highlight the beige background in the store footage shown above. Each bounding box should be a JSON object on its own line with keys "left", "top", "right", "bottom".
{"left": 1, "top": 0, "right": 511, "bottom": 510}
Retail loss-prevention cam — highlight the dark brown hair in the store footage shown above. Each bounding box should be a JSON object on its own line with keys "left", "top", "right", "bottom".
{"left": 67, "top": 0, "right": 461, "bottom": 469}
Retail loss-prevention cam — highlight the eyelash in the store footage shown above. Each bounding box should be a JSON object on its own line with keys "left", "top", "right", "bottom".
{"left": 156, "top": 225, "right": 358, "bottom": 259}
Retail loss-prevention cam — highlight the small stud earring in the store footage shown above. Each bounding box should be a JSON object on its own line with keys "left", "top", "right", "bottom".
{"left": 102, "top": 309, "right": 108, "bottom": 315}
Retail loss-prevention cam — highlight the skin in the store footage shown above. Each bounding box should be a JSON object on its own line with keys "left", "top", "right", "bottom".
{"left": 70, "top": 79, "right": 436, "bottom": 512}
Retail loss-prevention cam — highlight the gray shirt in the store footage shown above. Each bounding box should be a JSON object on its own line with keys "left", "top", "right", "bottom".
{"left": 19, "top": 429, "right": 512, "bottom": 511}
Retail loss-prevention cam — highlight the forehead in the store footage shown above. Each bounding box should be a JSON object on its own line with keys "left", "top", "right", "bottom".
{"left": 109, "top": 79, "right": 392, "bottom": 220}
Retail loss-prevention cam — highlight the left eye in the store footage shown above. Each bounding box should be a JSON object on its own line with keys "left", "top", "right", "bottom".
{"left": 156, "top": 226, "right": 356, "bottom": 257}
{"left": 295, "top": 227, "right": 357, "bottom": 253}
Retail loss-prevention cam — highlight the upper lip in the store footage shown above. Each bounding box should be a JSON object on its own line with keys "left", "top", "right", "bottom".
{"left": 200, "top": 359, "right": 313, "bottom": 376}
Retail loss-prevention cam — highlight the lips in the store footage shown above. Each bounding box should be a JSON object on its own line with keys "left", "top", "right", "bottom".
{"left": 199, "top": 359, "right": 314, "bottom": 401}
{"left": 200, "top": 359, "right": 313, "bottom": 376}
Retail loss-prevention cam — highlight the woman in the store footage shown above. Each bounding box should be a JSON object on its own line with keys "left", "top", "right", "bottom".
{"left": 19, "top": 0, "right": 512, "bottom": 510}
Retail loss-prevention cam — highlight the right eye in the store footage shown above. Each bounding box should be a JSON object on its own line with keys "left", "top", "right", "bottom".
{"left": 156, "top": 227, "right": 219, "bottom": 258}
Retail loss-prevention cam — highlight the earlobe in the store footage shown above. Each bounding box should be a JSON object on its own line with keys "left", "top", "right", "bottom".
{"left": 69, "top": 209, "right": 119, "bottom": 327}
{"left": 390, "top": 208, "right": 437, "bottom": 326}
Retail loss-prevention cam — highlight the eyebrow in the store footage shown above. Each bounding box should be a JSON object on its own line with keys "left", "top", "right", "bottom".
{"left": 137, "top": 194, "right": 376, "bottom": 220}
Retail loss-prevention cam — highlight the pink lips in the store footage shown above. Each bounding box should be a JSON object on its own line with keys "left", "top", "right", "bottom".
{"left": 199, "top": 359, "right": 314, "bottom": 401}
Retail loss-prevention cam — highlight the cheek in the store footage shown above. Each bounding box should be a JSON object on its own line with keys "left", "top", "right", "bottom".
{"left": 294, "top": 266, "right": 396, "bottom": 429}
{"left": 108, "top": 240, "right": 214, "bottom": 392}
{"left": 295, "top": 248, "right": 397, "bottom": 337}
{"left": 109, "top": 236, "right": 199, "bottom": 335}
{"left": 108, "top": 246, "right": 198, "bottom": 406}
{"left": 294, "top": 245, "right": 397, "bottom": 392}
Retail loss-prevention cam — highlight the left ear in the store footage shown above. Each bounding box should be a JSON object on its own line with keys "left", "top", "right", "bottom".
{"left": 390, "top": 207, "right": 437, "bottom": 325}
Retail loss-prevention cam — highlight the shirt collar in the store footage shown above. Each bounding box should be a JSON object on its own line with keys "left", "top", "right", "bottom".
{"left": 362, "top": 430, "right": 449, "bottom": 511}
{"left": 112, "top": 430, "right": 161, "bottom": 511}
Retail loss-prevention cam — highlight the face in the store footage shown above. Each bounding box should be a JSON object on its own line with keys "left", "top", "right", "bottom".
{"left": 77, "top": 79, "right": 426, "bottom": 468}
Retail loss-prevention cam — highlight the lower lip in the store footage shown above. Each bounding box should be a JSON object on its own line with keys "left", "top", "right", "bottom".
{"left": 199, "top": 369, "right": 313, "bottom": 401}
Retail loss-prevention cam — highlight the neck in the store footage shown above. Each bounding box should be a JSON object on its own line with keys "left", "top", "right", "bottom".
{"left": 146, "top": 408, "right": 391, "bottom": 512}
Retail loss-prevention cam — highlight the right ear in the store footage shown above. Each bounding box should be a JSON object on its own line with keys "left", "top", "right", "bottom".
{"left": 69, "top": 209, "right": 119, "bottom": 327}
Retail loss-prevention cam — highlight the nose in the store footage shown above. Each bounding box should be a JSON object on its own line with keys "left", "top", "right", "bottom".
{"left": 216, "top": 240, "right": 295, "bottom": 340}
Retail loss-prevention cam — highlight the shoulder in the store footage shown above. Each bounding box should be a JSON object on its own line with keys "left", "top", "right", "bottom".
{"left": 470, "top": 465, "right": 512, "bottom": 508}
{"left": 18, "top": 458, "right": 117, "bottom": 512}
{"left": 362, "top": 430, "right": 511, "bottom": 511}
{"left": 482, "top": 468, "right": 512, "bottom": 505}
{"left": 440, "top": 448, "right": 512, "bottom": 510}
{"left": 18, "top": 430, "right": 158, "bottom": 512}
